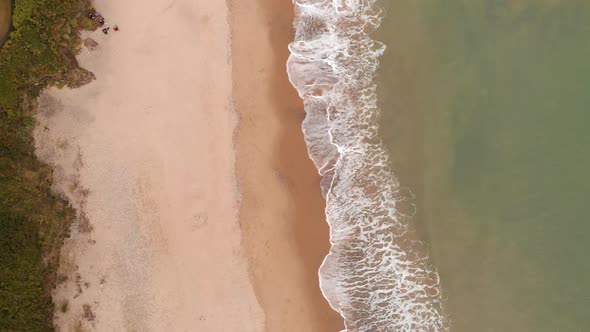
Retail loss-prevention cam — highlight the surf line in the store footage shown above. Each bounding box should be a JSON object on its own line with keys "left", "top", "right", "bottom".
{"left": 287, "top": 1, "right": 449, "bottom": 331}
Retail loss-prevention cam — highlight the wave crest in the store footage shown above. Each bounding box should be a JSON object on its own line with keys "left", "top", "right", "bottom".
{"left": 287, "top": 1, "right": 449, "bottom": 331}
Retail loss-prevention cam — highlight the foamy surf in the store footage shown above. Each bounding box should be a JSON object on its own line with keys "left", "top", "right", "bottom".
{"left": 287, "top": 1, "right": 449, "bottom": 331}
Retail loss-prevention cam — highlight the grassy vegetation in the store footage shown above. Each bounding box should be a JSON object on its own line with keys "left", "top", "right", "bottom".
{"left": 0, "top": 0, "right": 94, "bottom": 330}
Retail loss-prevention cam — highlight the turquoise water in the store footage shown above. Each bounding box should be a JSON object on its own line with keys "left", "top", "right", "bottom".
{"left": 377, "top": 1, "right": 590, "bottom": 331}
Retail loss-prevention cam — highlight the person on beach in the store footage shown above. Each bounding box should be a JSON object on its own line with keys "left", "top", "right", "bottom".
{"left": 102, "top": 27, "right": 110, "bottom": 35}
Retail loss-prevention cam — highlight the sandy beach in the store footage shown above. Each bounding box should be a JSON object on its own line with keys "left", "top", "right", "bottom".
{"left": 36, "top": 0, "right": 262, "bottom": 330}
{"left": 34, "top": 0, "right": 341, "bottom": 331}
{"left": 231, "top": 0, "right": 344, "bottom": 331}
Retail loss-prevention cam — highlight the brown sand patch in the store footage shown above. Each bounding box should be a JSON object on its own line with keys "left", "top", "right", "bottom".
{"left": 0, "top": 0, "right": 10, "bottom": 45}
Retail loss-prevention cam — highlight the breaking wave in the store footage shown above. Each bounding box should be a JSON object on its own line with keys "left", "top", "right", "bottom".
{"left": 287, "top": 1, "right": 449, "bottom": 331}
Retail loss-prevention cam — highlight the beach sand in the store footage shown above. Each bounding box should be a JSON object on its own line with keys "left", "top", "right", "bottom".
{"left": 35, "top": 0, "right": 263, "bottom": 330}
{"left": 34, "top": 0, "right": 341, "bottom": 331}
{"left": 231, "top": 1, "right": 344, "bottom": 331}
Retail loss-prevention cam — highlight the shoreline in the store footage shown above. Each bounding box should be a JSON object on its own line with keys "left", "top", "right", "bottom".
{"left": 286, "top": 1, "right": 449, "bottom": 330}
{"left": 231, "top": 0, "right": 344, "bottom": 330}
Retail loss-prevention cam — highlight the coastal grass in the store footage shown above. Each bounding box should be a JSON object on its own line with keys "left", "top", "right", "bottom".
{"left": 0, "top": 0, "right": 94, "bottom": 330}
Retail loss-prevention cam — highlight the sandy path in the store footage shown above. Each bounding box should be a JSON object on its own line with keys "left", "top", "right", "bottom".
{"left": 35, "top": 0, "right": 263, "bottom": 330}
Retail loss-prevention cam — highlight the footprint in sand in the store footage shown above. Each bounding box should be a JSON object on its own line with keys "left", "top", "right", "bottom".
{"left": 191, "top": 213, "right": 208, "bottom": 231}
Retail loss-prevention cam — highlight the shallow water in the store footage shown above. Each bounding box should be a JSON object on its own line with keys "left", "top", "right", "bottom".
{"left": 378, "top": 1, "right": 590, "bottom": 331}
{"left": 288, "top": 1, "right": 448, "bottom": 330}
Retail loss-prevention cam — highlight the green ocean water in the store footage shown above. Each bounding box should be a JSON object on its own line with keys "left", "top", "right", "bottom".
{"left": 377, "top": 1, "right": 590, "bottom": 331}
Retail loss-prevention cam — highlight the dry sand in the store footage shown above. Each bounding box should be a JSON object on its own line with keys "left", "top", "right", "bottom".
{"left": 34, "top": 0, "right": 343, "bottom": 330}
{"left": 36, "top": 0, "right": 263, "bottom": 330}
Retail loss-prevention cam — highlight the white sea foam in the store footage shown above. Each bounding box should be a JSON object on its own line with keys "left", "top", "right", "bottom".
{"left": 287, "top": 1, "right": 449, "bottom": 331}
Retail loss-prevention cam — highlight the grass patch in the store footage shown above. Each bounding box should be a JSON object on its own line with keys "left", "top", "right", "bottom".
{"left": 60, "top": 300, "right": 68, "bottom": 313}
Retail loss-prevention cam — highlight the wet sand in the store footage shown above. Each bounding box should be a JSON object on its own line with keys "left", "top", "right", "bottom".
{"left": 231, "top": 0, "right": 344, "bottom": 331}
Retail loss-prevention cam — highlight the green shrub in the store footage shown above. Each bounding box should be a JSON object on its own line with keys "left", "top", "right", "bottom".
{"left": 0, "top": 0, "right": 91, "bottom": 330}
{"left": 0, "top": 213, "right": 50, "bottom": 331}
{"left": 81, "top": 17, "right": 94, "bottom": 31}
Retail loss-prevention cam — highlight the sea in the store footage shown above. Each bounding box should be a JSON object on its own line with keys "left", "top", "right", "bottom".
{"left": 288, "top": 0, "right": 590, "bottom": 331}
